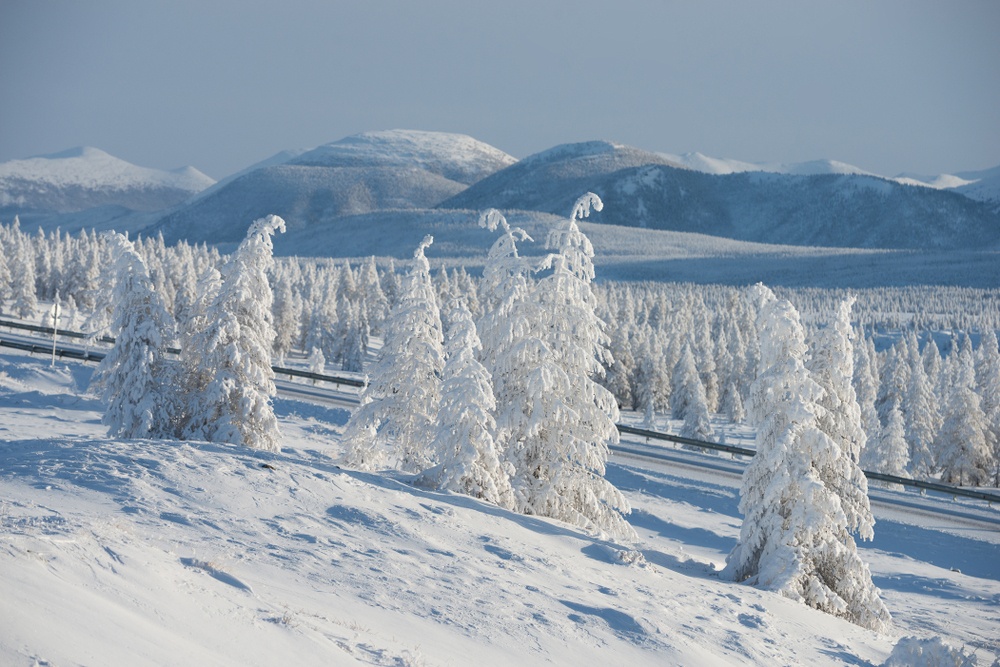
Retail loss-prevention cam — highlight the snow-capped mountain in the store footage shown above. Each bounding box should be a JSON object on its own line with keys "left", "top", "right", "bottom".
{"left": 660, "top": 152, "right": 883, "bottom": 178}
{"left": 953, "top": 164, "right": 1000, "bottom": 211}
{"left": 441, "top": 142, "right": 1000, "bottom": 250}
{"left": 291, "top": 129, "right": 516, "bottom": 186}
{"left": 0, "top": 147, "right": 214, "bottom": 214}
{"left": 149, "top": 131, "right": 516, "bottom": 245}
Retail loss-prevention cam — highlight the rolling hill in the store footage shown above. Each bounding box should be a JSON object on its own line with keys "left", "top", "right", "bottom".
{"left": 439, "top": 142, "right": 1000, "bottom": 250}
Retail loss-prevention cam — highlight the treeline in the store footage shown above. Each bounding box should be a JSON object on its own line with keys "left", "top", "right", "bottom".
{"left": 1, "top": 216, "right": 998, "bottom": 487}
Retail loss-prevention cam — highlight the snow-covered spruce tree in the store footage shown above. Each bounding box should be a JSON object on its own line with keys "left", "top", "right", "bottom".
{"left": 343, "top": 235, "right": 444, "bottom": 472}
{"left": 0, "top": 234, "right": 11, "bottom": 310}
{"left": 182, "top": 215, "right": 285, "bottom": 452}
{"left": 722, "top": 284, "right": 890, "bottom": 632}
{"left": 862, "top": 399, "right": 910, "bottom": 488}
{"left": 673, "top": 344, "right": 714, "bottom": 442}
{"left": 934, "top": 337, "right": 991, "bottom": 486}
{"left": 91, "top": 233, "right": 177, "bottom": 439}
{"left": 420, "top": 298, "right": 516, "bottom": 509}
{"left": 475, "top": 209, "right": 539, "bottom": 458}
{"left": 807, "top": 296, "right": 874, "bottom": 539}
{"left": 9, "top": 226, "right": 38, "bottom": 319}
{"left": 975, "top": 330, "right": 1000, "bottom": 486}
{"left": 270, "top": 266, "right": 301, "bottom": 365}
{"left": 853, "top": 331, "right": 881, "bottom": 466}
{"left": 510, "top": 193, "right": 634, "bottom": 541}
{"left": 903, "top": 334, "right": 940, "bottom": 479}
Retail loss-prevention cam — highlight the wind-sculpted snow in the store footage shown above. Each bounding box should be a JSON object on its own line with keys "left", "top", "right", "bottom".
{"left": 1, "top": 350, "right": 998, "bottom": 665}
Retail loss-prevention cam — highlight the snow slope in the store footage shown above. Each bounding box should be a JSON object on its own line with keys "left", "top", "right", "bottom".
{"left": 1, "top": 350, "right": 998, "bottom": 666}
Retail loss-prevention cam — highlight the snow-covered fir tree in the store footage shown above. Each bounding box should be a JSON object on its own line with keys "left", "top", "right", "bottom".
{"left": 903, "top": 333, "right": 940, "bottom": 478}
{"left": 343, "top": 236, "right": 445, "bottom": 472}
{"left": 9, "top": 222, "right": 38, "bottom": 319}
{"left": 977, "top": 331, "right": 1000, "bottom": 486}
{"left": 182, "top": 215, "right": 285, "bottom": 452}
{"left": 862, "top": 399, "right": 910, "bottom": 488}
{"left": 934, "top": 336, "right": 992, "bottom": 486}
{"left": 475, "top": 209, "right": 539, "bottom": 460}
{"left": 509, "top": 194, "right": 635, "bottom": 541}
{"left": 807, "top": 296, "right": 874, "bottom": 539}
{"left": 722, "top": 284, "right": 890, "bottom": 632}
{"left": 91, "top": 233, "right": 177, "bottom": 439}
{"left": 673, "top": 344, "right": 714, "bottom": 442}
{"left": 420, "top": 298, "right": 516, "bottom": 509}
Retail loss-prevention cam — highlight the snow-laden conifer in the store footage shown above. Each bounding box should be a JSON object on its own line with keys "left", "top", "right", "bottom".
{"left": 0, "top": 234, "right": 11, "bottom": 309}
{"left": 10, "top": 225, "right": 38, "bottom": 319}
{"left": 723, "top": 284, "right": 890, "bottom": 632}
{"left": 91, "top": 233, "right": 176, "bottom": 439}
{"left": 183, "top": 215, "right": 285, "bottom": 452}
{"left": 673, "top": 344, "right": 714, "bottom": 442}
{"left": 807, "top": 296, "right": 874, "bottom": 539}
{"left": 343, "top": 236, "right": 444, "bottom": 472}
{"left": 420, "top": 299, "right": 515, "bottom": 509}
{"left": 904, "top": 334, "right": 940, "bottom": 478}
{"left": 475, "top": 209, "right": 539, "bottom": 462}
{"left": 977, "top": 331, "right": 1000, "bottom": 485}
{"left": 509, "top": 194, "right": 635, "bottom": 541}
{"left": 862, "top": 399, "right": 910, "bottom": 487}
{"left": 934, "top": 337, "right": 991, "bottom": 486}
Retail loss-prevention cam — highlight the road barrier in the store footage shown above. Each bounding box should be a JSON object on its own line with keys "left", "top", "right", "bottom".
{"left": 4, "top": 318, "right": 997, "bottom": 505}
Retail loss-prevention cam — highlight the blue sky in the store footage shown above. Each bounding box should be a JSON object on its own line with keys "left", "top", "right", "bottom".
{"left": 1, "top": 0, "right": 997, "bottom": 180}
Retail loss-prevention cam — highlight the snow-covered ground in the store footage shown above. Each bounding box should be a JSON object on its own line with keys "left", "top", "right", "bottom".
{"left": 1, "top": 350, "right": 998, "bottom": 666}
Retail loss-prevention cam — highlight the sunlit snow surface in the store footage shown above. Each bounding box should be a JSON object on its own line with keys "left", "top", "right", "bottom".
{"left": 1, "top": 351, "right": 998, "bottom": 666}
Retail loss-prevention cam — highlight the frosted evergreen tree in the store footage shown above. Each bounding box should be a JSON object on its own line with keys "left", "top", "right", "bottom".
{"left": 270, "top": 266, "right": 301, "bottom": 365}
{"left": 807, "top": 296, "right": 874, "bottom": 539}
{"left": 0, "top": 234, "right": 11, "bottom": 310}
{"left": 977, "top": 331, "right": 1000, "bottom": 485}
{"left": 673, "top": 344, "right": 714, "bottom": 442}
{"left": 722, "top": 284, "right": 890, "bottom": 632}
{"left": 853, "top": 331, "right": 881, "bottom": 464}
{"left": 603, "top": 324, "right": 636, "bottom": 410}
{"left": 877, "top": 340, "right": 910, "bottom": 425}
{"left": 420, "top": 299, "right": 516, "bottom": 509}
{"left": 308, "top": 346, "right": 326, "bottom": 379}
{"left": 904, "top": 335, "right": 940, "bottom": 478}
{"left": 183, "top": 215, "right": 285, "bottom": 452}
{"left": 720, "top": 379, "right": 746, "bottom": 424}
{"left": 336, "top": 294, "right": 369, "bottom": 373}
{"left": 510, "top": 193, "right": 635, "bottom": 541}
{"left": 632, "top": 327, "right": 671, "bottom": 427}
{"left": 862, "top": 399, "right": 910, "bottom": 488}
{"left": 358, "top": 255, "right": 390, "bottom": 335}
{"left": 475, "top": 209, "right": 540, "bottom": 462}
{"left": 91, "top": 233, "right": 177, "bottom": 439}
{"left": 934, "top": 338, "right": 991, "bottom": 486}
{"left": 343, "top": 236, "right": 444, "bottom": 472}
{"left": 10, "top": 228, "right": 38, "bottom": 319}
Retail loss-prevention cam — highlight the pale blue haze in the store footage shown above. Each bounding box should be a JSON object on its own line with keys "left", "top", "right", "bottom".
{"left": 1, "top": 0, "right": 997, "bottom": 179}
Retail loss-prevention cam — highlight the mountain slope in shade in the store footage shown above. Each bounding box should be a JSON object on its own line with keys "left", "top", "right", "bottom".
{"left": 0, "top": 147, "right": 214, "bottom": 213}
{"left": 149, "top": 131, "right": 516, "bottom": 245}
{"left": 954, "top": 164, "right": 1000, "bottom": 211}
{"left": 440, "top": 142, "right": 1000, "bottom": 250}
